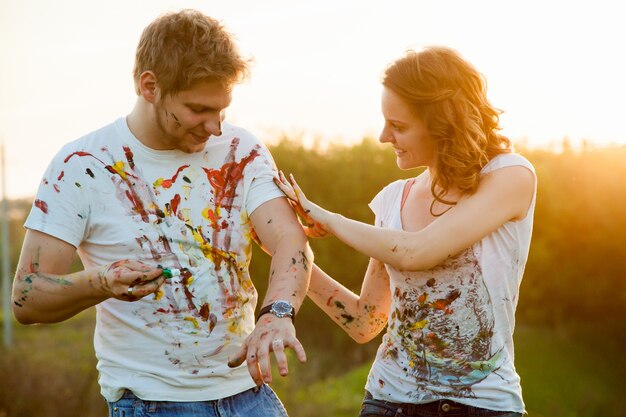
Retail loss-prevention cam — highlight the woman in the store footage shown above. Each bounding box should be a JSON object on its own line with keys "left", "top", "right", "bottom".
{"left": 276, "top": 46, "right": 535, "bottom": 417}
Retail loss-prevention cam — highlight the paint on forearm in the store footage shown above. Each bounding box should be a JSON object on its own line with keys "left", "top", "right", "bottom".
{"left": 340, "top": 312, "right": 355, "bottom": 325}
{"left": 331, "top": 299, "right": 356, "bottom": 325}
{"left": 15, "top": 260, "right": 73, "bottom": 307}
{"left": 298, "top": 250, "right": 309, "bottom": 272}
{"left": 326, "top": 289, "right": 339, "bottom": 306}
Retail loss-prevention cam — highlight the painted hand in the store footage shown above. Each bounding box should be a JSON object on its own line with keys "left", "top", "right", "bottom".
{"left": 98, "top": 259, "right": 165, "bottom": 301}
{"left": 227, "top": 314, "right": 306, "bottom": 385}
{"left": 274, "top": 171, "right": 332, "bottom": 238}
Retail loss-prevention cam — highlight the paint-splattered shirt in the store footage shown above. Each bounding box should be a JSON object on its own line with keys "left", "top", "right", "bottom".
{"left": 25, "top": 117, "right": 285, "bottom": 402}
{"left": 365, "top": 153, "right": 536, "bottom": 413}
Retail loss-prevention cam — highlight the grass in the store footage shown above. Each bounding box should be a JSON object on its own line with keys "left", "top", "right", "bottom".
{"left": 1, "top": 311, "right": 624, "bottom": 417}
{"left": 513, "top": 324, "right": 625, "bottom": 417}
{"left": 272, "top": 324, "right": 626, "bottom": 417}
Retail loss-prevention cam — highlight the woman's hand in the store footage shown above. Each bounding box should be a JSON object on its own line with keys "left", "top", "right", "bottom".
{"left": 274, "top": 171, "right": 333, "bottom": 238}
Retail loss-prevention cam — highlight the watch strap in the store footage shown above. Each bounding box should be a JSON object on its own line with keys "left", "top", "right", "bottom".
{"left": 256, "top": 302, "right": 295, "bottom": 323}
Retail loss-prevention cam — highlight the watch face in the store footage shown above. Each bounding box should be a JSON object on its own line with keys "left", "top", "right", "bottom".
{"left": 271, "top": 300, "right": 294, "bottom": 317}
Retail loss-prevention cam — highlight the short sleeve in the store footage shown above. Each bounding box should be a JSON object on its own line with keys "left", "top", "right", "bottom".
{"left": 244, "top": 142, "right": 285, "bottom": 216}
{"left": 480, "top": 153, "right": 535, "bottom": 176}
{"left": 369, "top": 188, "right": 386, "bottom": 225}
{"left": 368, "top": 180, "right": 405, "bottom": 228}
{"left": 24, "top": 144, "right": 89, "bottom": 247}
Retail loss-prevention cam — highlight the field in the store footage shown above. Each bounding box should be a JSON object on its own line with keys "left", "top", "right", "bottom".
{"left": 1, "top": 310, "right": 624, "bottom": 417}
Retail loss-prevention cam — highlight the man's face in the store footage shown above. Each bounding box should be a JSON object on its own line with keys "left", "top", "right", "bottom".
{"left": 153, "top": 79, "right": 232, "bottom": 153}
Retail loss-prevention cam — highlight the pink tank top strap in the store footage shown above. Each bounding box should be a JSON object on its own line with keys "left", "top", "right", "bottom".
{"left": 401, "top": 178, "right": 415, "bottom": 210}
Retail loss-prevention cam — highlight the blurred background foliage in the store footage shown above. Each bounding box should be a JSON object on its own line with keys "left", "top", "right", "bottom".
{"left": 1, "top": 137, "right": 625, "bottom": 416}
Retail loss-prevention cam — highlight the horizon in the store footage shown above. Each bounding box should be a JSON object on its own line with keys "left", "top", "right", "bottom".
{"left": 1, "top": 137, "right": 623, "bottom": 203}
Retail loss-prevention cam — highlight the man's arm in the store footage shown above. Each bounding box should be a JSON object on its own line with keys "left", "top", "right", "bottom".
{"left": 12, "top": 229, "right": 165, "bottom": 324}
{"left": 228, "top": 196, "right": 313, "bottom": 385}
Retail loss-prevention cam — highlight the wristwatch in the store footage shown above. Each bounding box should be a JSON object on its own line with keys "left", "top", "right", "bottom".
{"left": 257, "top": 300, "right": 295, "bottom": 323}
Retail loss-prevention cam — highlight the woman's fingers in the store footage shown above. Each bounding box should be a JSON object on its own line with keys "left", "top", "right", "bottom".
{"left": 275, "top": 171, "right": 298, "bottom": 200}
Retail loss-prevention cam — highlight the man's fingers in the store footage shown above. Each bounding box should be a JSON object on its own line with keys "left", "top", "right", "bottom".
{"left": 271, "top": 338, "right": 289, "bottom": 377}
{"left": 122, "top": 259, "right": 158, "bottom": 273}
{"left": 124, "top": 276, "right": 165, "bottom": 299}
{"left": 129, "top": 269, "right": 163, "bottom": 284}
{"left": 257, "top": 344, "right": 272, "bottom": 384}
{"left": 288, "top": 337, "right": 307, "bottom": 363}
{"left": 227, "top": 344, "right": 248, "bottom": 368}
{"left": 246, "top": 350, "right": 264, "bottom": 386}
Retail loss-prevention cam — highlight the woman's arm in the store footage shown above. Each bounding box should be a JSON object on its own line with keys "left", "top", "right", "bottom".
{"left": 277, "top": 166, "right": 535, "bottom": 271}
{"left": 308, "top": 258, "right": 391, "bottom": 344}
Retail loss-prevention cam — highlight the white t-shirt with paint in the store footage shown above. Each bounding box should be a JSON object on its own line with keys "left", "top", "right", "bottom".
{"left": 25, "top": 118, "right": 284, "bottom": 402}
{"left": 365, "top": 153, "right": 536, "bottom": 413}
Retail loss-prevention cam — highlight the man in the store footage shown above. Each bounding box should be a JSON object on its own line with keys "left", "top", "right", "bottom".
{"left": 12, "top": 9, "right": 312, "bottom": 416}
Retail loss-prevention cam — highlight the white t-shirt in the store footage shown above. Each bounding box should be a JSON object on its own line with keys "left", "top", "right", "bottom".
{"left": 25, "top": 118, "right": 285, "bottom": 402}
{"left": 365, "top": 153, "right": 536, "bottom": 413}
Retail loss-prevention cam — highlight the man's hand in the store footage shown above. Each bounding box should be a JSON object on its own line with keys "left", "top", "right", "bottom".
{"left": 227, "top": 314, "right": 307, "bottom": 386}
{"left": 98, "top": 260, "right": 165, "bottom": 301}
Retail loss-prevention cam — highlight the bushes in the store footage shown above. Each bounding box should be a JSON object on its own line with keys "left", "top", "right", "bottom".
{"left": 1, "top": 138, "right": 625, "bottom": 416}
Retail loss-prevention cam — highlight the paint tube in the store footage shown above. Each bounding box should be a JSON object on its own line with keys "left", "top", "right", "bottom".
{"left": 162, "top": 268, "right": 181, "bottom": 279}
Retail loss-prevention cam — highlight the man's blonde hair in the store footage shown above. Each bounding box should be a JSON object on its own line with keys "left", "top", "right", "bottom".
{"left": 133, "top": 9, "right": 250, "bottom": 96}
{"left": 382, "top": 46, "right": 511, "bottom": 211}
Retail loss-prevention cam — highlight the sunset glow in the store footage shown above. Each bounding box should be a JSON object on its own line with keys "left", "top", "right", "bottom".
{"left": 1, "top": 0, "right": 624, "bottom": 198}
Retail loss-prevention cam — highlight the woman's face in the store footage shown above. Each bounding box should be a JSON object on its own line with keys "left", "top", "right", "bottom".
{"left": 379, "top": 87, "right": 436, "bottom": 170}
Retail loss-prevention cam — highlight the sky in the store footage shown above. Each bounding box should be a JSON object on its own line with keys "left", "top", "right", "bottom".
{"left": 1, "top": 0, "right": 625, "bottom": 198}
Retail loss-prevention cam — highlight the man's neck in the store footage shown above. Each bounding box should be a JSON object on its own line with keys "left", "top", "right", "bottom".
{"left": 126, "top": 98, "right": 165, "bottom": 150}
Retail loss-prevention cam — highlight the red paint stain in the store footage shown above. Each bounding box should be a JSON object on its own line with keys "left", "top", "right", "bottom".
{"left": 170, "top": 194, "right": 181, "bottom": 216}
{"left": 161, "top": 165, "right": 190, "bottom": 189}
{"left": 34, "top": 199, "right": 48, "bottom": 214}
{"left": 123, "top": 146, "right": 135, "bottom": 169}
{"left": 64, "top": 151, "right": 93, "bottom": 162}
{"left": 202, "top": 140, "right": 261, "bottom": 280}
{"left": 65, "top": 150, "right": 150, "bottom": 222}
{"left": 199, "top": 303, "right": 210, "bottom": 320}
{"left": 124, "top": 189, "right": 149, "bottom": 222}
{"left": 28, "top": 260, "right": 39, "bottom": 273}
{"left": 202, "top": 139, "right": 260, "bottom": 212}
{"left": 53, "top": 184, "right": 60, "bottom": 193}
{"left": 57, "top": 171, "right": 65, "bottom": 181}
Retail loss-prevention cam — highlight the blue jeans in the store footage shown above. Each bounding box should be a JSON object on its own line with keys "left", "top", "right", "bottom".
{"left": 107, "top": 384, "right": 288, "bottom": 417}
{"left": 359, "top": 391, "right": 523, "bottom": 417}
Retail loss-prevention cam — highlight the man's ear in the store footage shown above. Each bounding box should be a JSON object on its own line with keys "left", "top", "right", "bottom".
{"left": 138, "top": 71, "right": 159, "bottom": 103}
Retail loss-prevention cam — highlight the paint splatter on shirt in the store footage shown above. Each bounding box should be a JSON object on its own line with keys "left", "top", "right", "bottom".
{"left": 364, "top": 154, "right": 536, "bottom": 414}
{"left": 24, "top": 118, "right": 285, "bottom": 402}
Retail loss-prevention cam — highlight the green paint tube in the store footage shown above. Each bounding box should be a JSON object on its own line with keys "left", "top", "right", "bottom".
{"left": 162, "top": 268, "right": 181, "bottom": 279}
